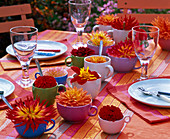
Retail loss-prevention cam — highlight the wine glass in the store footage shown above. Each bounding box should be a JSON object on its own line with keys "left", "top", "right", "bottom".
{"left": 132, "top": 25, "right": 159, "bottom": 80}
{"left": 10, "top": 26, "right": 38, "bottom": 88}
{"left": 68, "top": 0, "right": 91, "bottom": 49}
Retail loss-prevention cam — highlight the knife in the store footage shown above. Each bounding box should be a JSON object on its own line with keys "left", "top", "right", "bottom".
{"left": 35, "top": 51, "right": 56, "bottom": 56}
{"left": 138, "top": 87, "right": 170, "bottom": 103}
{"left": 157, "top": 91, "right": 170, "bottom": 96}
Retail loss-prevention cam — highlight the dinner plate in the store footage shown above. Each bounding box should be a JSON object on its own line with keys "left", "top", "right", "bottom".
{"left": 0, "top": 78, "right": 15, "bottom": 99}
{"left": 128, "top": 79, "right": 170, "bottom": 108}
{"left": 6, "top": 40, "right": 67, "bottom": 60}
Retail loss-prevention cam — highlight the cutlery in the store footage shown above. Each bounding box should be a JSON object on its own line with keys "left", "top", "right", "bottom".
{"left": 138, "top": 87, "right": 170, "bottom": 103}
{"left": 0, "top": 91, "right": 13, "bottom": 109}
{"left": 99, "top": 40, "right": 103, "bottom": 56}
{"left": 138, "top": 87, "right": 170, "bottom": 95}
{"left": 35, "top": 59, "right": 43, "bottom": 76}
{"left": 37, "top": 49, "right": 60, "bottom": 52}
{"left": 35, "top": 51, "right": 56, "bottom": 56}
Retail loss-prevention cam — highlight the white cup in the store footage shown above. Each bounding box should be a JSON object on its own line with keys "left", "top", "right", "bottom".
{"left": 107, "top": 28, "right": 130, "bottom": 44}
{"left": 84, "top": 55, "right": 114, "bottom": 82}
{"left": 93, "top": 25, "right": 113, "bottom": 38}
{"left": 67, "top": 73, "right": 101, "bottom": 99}
{"left": 93, "top": 25, "right": 112, "bottom": 32}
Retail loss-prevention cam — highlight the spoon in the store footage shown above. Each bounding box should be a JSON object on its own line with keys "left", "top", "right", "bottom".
{"left": 99, "top": 40, "right": 103, "bottom": 56}
{"left": 0, "top": 91, "right": 13, "bottom": 109}
{"left": 35, "top": 59, "right": 43, "bottom": 76}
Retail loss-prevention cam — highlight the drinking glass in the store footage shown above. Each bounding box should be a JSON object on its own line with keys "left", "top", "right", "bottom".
{"left": 132, "top": 25, "right": 159, "bottom": 80}
{"left": 68, "top": 0, "right": 91, "bottom": 49}
{"left": 10, "top": 26, "right": 38, "bottom": 88}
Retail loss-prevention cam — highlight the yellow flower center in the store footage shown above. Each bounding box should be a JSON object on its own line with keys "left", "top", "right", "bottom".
{"left": 86, "top": 56, "right": 106, "bottom": 63}
{"left": 79, "top": 67, "right": 97, "bottom": 80}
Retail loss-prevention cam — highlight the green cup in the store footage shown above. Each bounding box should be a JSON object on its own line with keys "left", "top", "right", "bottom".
{"left": 32, "top": 83, "right": 66, "bottom": 107}
{"left": 65, "top": 55, "right": 85, "bottom": 68}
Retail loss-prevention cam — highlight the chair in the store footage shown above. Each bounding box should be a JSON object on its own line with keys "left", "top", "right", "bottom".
{"left": 0, "top": 4, "right": 34, "bottom": 33}
{"left": 117, "top": 0, "right": 170, "bottom": 23}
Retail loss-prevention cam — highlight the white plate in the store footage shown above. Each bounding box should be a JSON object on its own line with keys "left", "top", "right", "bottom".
{"left": 0, "top": 78, "right": 15, "bottom": 98}
{"left": 128, "top": 79, "right": 170, "bottom": 108}
{"left": 6, "top": 40, "right": 67, "bottom": 60}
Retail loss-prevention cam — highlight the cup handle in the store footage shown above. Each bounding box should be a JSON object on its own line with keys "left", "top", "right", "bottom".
{"left": 35, "top": 72, "right": 40, "bottom": 79}
{"left": 107, "top": 30, "right": 114, "bottom": 39}
{"left": 45, "top": 119, "right": 55, "bottom": 132}
{"left": 65, "top": 56, "right": 73, "bottom": 67}
{"left": 93, "top": 25, "right": 100, "bottom": 32}
{"left": 88, "top": 105, "right": 98, "bottom": 117}
{"left": 133, "top": 65, "right": 141, "bottom": 70}
{"left": 66, "top": 76, "right": 74, "bottom": 88}
{"left": 104, "top": 65, "right": 114, "bottom": 79}
{"left": 124, "top": 116, "right": 131, "bottom": 123}
{"left": 57, "top": 84, "right": 66, "bottom": 92}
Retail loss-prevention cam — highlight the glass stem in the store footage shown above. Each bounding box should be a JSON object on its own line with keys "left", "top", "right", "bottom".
{"left": 21, "top": 63, "right": 30, "bottom": 83}
{"left": 140, "top": 63, "right": 148, "bottom": 79}
{"left": 76, "top": 28, "right": 84, "bottom": 45}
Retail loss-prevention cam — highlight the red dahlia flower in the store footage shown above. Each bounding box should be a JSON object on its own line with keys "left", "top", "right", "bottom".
{"left": 6, "top": 96, "right": 57, "bottom": 135}
{"left": 34, "top": 76, "right": 57, "bottom": 88}
{"left": 71, "top": 47, "right": 95, "bottom": 57}
{"left": 99, "top": 105, "right": 123, "bottom": 122}
{"left": 111, "top": 15, "right": 139, "bottom": 30}
{"left": 70, "top": 66, "right": 100, "bottom": 85}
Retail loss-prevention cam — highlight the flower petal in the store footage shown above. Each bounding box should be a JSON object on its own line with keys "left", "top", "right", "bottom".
{"left": 71, "top": 66, "right": 80, "bottom": 75}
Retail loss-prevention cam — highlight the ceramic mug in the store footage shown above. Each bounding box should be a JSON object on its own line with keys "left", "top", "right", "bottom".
{"left": 93, "top": 25, "right": 113, "bottom": 32}
{"left": 32, "top": 83, "right": 66, "bottom": 107}
{"left": 15, "top": 119, "right": 55, "bottom": 138}
{"left": 87, "top": 40, "right": 114, "bottom": 55}
{"left": 84, "top": 55, "right": 114, "bottom": 81}
{"left": 159, "top": 38, "right": 170, "bottom": 51}
{"left": 67, "top": 73, "right": 101, "bottom": 99}
{"left": 65, "top": 55, "right": 85, "bottom": 68}
{"left": 57, "top": 101, "right": 98, "bottom": 123}
{"left": 98, "top": 115, "right": 131, "bottom": 134}
{"left": 107, "top": 28, "right": 130, "bottom": 44}
{"left": 108, "top": 55, "right": 140, "bottom": 73}
{"left": 35, "top": 70, "right": 68, "bottom": 85}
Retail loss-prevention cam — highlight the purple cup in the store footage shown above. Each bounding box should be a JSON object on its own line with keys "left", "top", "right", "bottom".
{"left": 57, "top": 101, "right": 98, "bottom": 123}
{"left": 108, "top": 55, "right": 140, "bottom": 73}
{"left": 159, "top": 38, "right": 170, "bottom": 51}
{"left": 87, "top": 40, "right": 113, "bottom": 55}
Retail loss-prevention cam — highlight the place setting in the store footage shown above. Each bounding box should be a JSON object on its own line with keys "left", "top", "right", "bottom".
{"left": 1, "top": 30, "right": 71, "bottom": 70}
{"left": 6, "top": 40, "right": 68, "bottom": 60}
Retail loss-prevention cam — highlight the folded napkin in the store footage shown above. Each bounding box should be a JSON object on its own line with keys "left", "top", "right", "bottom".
{"left": 0, "top": 39, "right": 72, "bottom": 70}
{"left": 0, "top": 74, "right": 32, "bottom": 110}
{"left": 107, "top": 77, "right": 170, "bottom": 124}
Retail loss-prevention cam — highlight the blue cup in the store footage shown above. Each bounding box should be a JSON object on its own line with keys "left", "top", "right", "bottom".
{"left": 35, "top": 70, "right": 68, "bottom": 85}
{"left": 15, "top": 119, "right": 55, "bottom": 138}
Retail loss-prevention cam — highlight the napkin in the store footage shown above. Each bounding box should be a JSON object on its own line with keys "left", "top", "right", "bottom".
{"left": 0, "top": 74, "right": 32, "bottom": 110}
{"left": 0, "top": 39, "right": 72, "bottom": 70}
{"left": 107, "top": 76, "right": 170, "bottom": 124}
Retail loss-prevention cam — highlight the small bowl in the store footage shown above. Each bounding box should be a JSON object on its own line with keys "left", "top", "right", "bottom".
{"left": 57, "top": 101, "right": 98, "bottom": 123}
{"left": 98, "top": 115, "right": 131, "bottom": 134}
{"left": 35, "top": 67, "right": 68, "bottom": 85}
{"left": 87, "top": 40, "right": 114, "bottom": 55}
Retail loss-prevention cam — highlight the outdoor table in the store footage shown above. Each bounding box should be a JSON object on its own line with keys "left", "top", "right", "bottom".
{"left": 0, "top": 30, "right": 169, "bottom": 139}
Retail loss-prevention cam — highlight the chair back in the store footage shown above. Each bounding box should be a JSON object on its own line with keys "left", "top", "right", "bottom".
{"left": 0, "top": 4, "right": 34, "bottom": 33}
{"left": 117, "top": 0, "right": 170, "bottom": 23}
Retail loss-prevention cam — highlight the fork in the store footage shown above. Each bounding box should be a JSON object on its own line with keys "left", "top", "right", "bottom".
{"left": 138, "top": 87, "right": 170, "bottom": 103}
{"left": 0, "top": 91, "right": 13, "bottom": 109}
